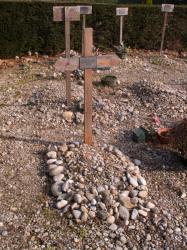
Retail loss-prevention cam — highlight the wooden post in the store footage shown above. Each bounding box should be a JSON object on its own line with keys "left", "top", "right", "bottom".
{"left": 119, "top": 16, "right": 124, "bottom": 45}
{"left": 65, "top": 7, "right": 71, "bottom": 106}
{"left": 82, "top": 15, "right": 86, "bottom": 56}
{"left": 83, "top": 28, "right": 93, "bottom": 145}
{"left": 160, "top": 12, "right": 168, "bottom": 56}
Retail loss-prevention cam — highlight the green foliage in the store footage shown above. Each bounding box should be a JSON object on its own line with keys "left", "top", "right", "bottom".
{"left": 0, "top": 2, "right": 186, "bottom": 58}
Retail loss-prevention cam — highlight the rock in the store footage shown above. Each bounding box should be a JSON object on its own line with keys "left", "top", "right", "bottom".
{"left": 1, "top": 231, "right": 8, "bottom": 236}
{"left": 119, "top": 206, "right": 130, "bottom": 221}
{"left": 56, "top": 200, "right": 68, "bottom": 209}
{"left": 81, "top": 212, "right": 88, "bottom": 222}
{"left": 134, "top": 159, "right": 141, "bottom": 166}
{"left": 138, "top": 191, "right": 148, "bottom": 198}
{"left": 58, "top": 144, "right": 68, "bottom": 153}
{"left": 97, "top": 210, "right": 108, "bottom": 220}
{"left": 146, "top": 202, "right": 155, "bottom": 209}
{"left": 127, "top": 175, "right": 138, "bottom": 187}
{"left": 48, "top": 164, "right": 58, "bottom": 171}
{"left": 129, "top": 190, "right": 138, "bottom": 198}
{"left": 138, "top": 210, "right": 148, "bottom": 217}
{"left": 75, "top": 112, "right": 84, "bottom": 124}
{"left": 51, "top": 182, "right": 62, "bottom": 197}
{"left": 88, "top": 211, "right": 96, "bottom": 218}
{"left": 137, "top": 176, "right": 147, "bottom": 186}
{"left": 47, "top": 159, "right": 57, "bottom": 165}
{"left": 63, "top": 111, "right": 73, "bottom": 122}
{"left": 62, "top": 181, "right": 70, "bottom": 192}
{"left": 107, "top": 216, "right": 115, "bottom": 224}
{"left": 109, "top": 224, "right": 118, "bottom": 231}
{"left": 74, "top": 194, "right": 82, "bottom": 204}
{"left": 114, "top": 148, "right": 123, "bottom": 157}
{"left": 120, "top": 236, "right": 127, "bottom": 244}
{"left": 181, "top": 192, "right": 186, "bottom": 199}
{"left": 86, "top": 192, "right": 95, "bottom": 201}
{"left": 49, "top": 166, "right": 64, "bottom": 176}
{"left": 91, "top": 199, "right": 97, "bottom": 206}
{"left": 65, "top": 151, "right": 74, "bottom": 158}
{"left": 72, "top": 210, "right": 82, "bottom": 219}
{"left": 53, "top": 174, "right": 64, "bottom": 182}
{"left": 131, "top": 209, "right": 138, "bottom": 220}
{"left": 47, "top": 151, "right": 57, "bottom": 159}
{"left": 119, "top": 196, "right": 135, "bottom": 209}
{"left": 97, "top": 185, "right": 105, "bottom": 193}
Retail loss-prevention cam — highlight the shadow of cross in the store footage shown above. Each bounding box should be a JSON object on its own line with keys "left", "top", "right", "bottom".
{"left": 53, "top": 6, "right": 92, "bottom": 106}
{"left": 54, "top": 28, "right": 121, "bottom": 145}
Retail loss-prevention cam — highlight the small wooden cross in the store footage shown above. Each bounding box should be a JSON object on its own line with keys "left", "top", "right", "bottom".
{"left": 54, "top": 28, "right": 121, "bottom": 145}
{"left": 53, "top": 6, "right": 92, "bottom": 106}
{"left": 116, "top": 7, "right": 128, "bottom": 45}
{"left": 160, "top": 4, "right": 174, "bottom": 56}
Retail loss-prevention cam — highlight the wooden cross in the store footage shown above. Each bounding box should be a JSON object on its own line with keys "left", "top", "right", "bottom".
{"left": 116, "top": 8, "right": 128, "bottom": 45}
{"left": 53, "top": 5, "right": 92, "bottom": 106}
{"left": 54, "top": 28, "right": 121, "bottom": 145}
{"left": 160, "top": 4, "right": 174, "bottom": 56}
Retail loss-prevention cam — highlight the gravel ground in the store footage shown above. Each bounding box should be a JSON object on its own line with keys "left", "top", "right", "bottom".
{"left": 0, "top": 50, "right": 186, "bottom": 250}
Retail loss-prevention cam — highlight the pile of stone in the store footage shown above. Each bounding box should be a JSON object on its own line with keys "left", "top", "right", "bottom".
{"left": 46, "top": 142, "right": 156, "bottom": 226}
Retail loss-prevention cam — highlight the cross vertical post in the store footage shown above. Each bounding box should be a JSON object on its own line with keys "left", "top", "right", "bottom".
{"left": 120, "top": 16, "right": 124, "bottom": 45}
{"left": 83, "top": 28, "right": 93, "bottom": 144}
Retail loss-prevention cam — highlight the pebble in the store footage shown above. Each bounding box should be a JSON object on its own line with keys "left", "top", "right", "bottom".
{"left": 146, "top": 202, "right": 155, "bottom": 209}
{"left": 53, "top": 174, "right": 64, "bottom": 182}
{"left": 138, "top": 210, "right": 148, "bottom": 217}
{"left": 1, "top": 231, "right": 8, "bottom": 236}
{"left": 120, "top": 236, "right": 127, "bottom": 244}
{"left": 137, "top": 176, "right": 147, "bottom": 186}
{"left": 131, "top": 208, "right": 138, "bottom": 220}
{"left": 72, "top": 210, "right": 82, "bottom": 219}
{"left": 47, "top": 151, "right": 57, "bottom": 159}
{"left": 109, "top": 224, "right": 118, "bottom": 231}
{"left": 56, "top": 200, "right": 68, "bottom": 209}
{"left": 138, "top": 191, "right": 148, "bottom": 198}
{"left": 107, "top": 216, "right": 115, "bottom": 224}
{"left": 119, "top": 206, "right": 130, "bottom": 221}
{"left": 49, "top": 166, "right": 64, "bottom": 176}
{"left": 74, "top": 194, "right": 82, "bottom": 204}
{"left": 63, "top": 111, "right": 73, "bottom": 122}
{"left": 51, "top": 182, "right": 62, "bottom": 197}
{"left": 127, "top": 176, "right": 138, "bottom": 187}
{"left": 134, "top": 159, "right": 141, "bottom": 166}
{"left": 47, "top": 159, "right": 57, "bottom": 165}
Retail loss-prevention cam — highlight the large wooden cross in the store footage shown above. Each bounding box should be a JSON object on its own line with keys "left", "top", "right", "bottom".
{"left": 54, "top": 28, "right": 121, "bottom": 145}
{"left": 160, "top": 4, "right": 174, "bottom": 56}
{"left": 53, "top": 6, "right": 92, "bottom": 106}
{"left": 116, "top": 7, "right": 128, "bottom": 45}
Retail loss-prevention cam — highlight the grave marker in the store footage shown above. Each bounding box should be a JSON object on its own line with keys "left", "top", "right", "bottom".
{"left": 116, "top": 7, "right": 128, "bottom": 45}
{"left": 53, "top": 6, "right": 92, "bottom": 105}
{"left": 54, "top": 28, "right": 121, "bottom": 145}
{"left": 160, "top": 4, "right": 174, "bottom": 56}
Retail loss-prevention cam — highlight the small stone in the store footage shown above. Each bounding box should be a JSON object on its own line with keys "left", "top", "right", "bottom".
{"left": 97, "top": 185, "right": 105, "bottom": 193}
{"left": 91, "top": 199, "right": 97, "bottom": 206}
{"left": 146, "top": 234, "right": 151, "bottom": 241}
{"left": 127, "top": 176, "right": 138, "bottom": 187}
{"left": 181, "top": 192, "right": 186, "bottom": 199}
{"left": 62, "top": 181, "right": 70, "bottom": 192}
{"left": 2, "top": 231, "right": 8, "bottom": 236}
{"left": 56, "top": 200, "right": 68, "bottom": 209}
{"left": 59, "top": 144, "right": 68, "bottom": 153}
{"left": 114, "top": 148, "right": 123, "bottom": 157}
{"left": 119, "top": 196, "right": 135, "bottom": 209}
{"left": 53, "top": 174, "right": 64, "bottom": 182}
{"left": 134, "top": 159, "right": 141, "bottom": 166}
{"left": 109, "top": 224, "right": 118, "bottom": 231}
{"left": 89, "top": 211, "right": 96, "bottom": 218}
{"left": 47, "top": 151, "right": 57, "bottom": 159}
{"left": 47, "top": 159, "right": 57, "bottom": 165}
{"left": 49, "top": 166, "right": 64, "bottom": 176}
{"left": 81, "top": 212, "right": 88, "bottom": 222}
{"left": 65, "top": 151, "right": 74, "bottom": 158}
{"left": 51, "top": 182, "right": 62, "bottom": 196}
{"left": 138, "top": 191, "right": 148, "bottom": 198}
{"left": 48, "top": 164, "right": 58, "bottom": 171}
{"left": 107, "top": 216, "right": 115, "bottom": 224}
{"left": 131, "top": 209, "right": 138, "bottom": 220}
{"left": 146, "top": 202, "right": 155, "bottom": 209}
{"left": 74, "top": 194, "right": 82, "bottom": 204}
{"left": 138, "top": 210, "right": 148, "bottom": 217}
{"left": 72, "top": 210, "right": 81, "bottom": 219}
{"left": 86, "top": 192, "right": 95, "bottom": 201}
{"left": 63, "top": 111, "right": 73, "bottom": 122}
{"left": 119, "top": 206, "right": 130, "bottom": 221}
{"left": 120, "top": 236, "right": 127, "bottom": 244}
{"left": 137, "top": 176, "right": 147, "bottom": 186}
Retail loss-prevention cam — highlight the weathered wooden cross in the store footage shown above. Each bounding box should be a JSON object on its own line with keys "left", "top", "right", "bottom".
{"left": 53, "top": 5, "right": 92, "bottom": 106}
{"left": 116, "top": 8, "right": 128, "bottom": 45}
{"left": 54, "top": 28, "right": 121, "bottom": 145}
{"left": 160, "top": 4, "right": 174, "bottom": 56}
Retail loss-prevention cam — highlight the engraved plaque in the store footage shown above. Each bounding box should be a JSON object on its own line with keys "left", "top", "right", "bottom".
{"left": 161, "top": 4, "right": 174, "bottom": 13}
{"left": 116, "top": 8, "right": 128, "bottom": 16}
{"left": 65, "top": 6, "right": 81, "bottom": 21}
{"left": 80, "top": 56, "right": 97, "bottom": 69}
{"left": 53, "top": 6, "right": 64, "bottom": 22}
{"left": 80, "top": 6, "right": 92, "bottom": 15}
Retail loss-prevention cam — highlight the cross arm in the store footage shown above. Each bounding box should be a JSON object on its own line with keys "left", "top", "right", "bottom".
{"left": 54, "top": 54, "right": 121, "bottom": 72}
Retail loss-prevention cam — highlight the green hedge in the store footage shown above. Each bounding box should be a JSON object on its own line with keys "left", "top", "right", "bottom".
{"left": 0, "top": 2, "right": 186, "bottom": 58}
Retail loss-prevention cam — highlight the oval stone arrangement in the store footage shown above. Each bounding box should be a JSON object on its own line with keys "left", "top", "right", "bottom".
{"left": 46, "top": 142, "right": 156, "bottom": 225}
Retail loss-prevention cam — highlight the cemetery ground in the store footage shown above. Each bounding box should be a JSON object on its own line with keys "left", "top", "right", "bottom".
{"left": 0, "top": 50, "right": 186, "bottom": 250}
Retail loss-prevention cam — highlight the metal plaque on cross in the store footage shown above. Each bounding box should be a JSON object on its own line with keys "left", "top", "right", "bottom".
{"left": 116, "top": 7, "right": 128, "bottom": 16}
{"left": 54, "top": 28, "right": 121, "bottom": 145}
{"left": 161, "top": 4, "right": 174, "bottom": 13}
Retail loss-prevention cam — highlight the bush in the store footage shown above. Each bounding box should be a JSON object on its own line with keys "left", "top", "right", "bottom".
{"left": 0, "top": 2, "right": 186, "bottom": 58}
